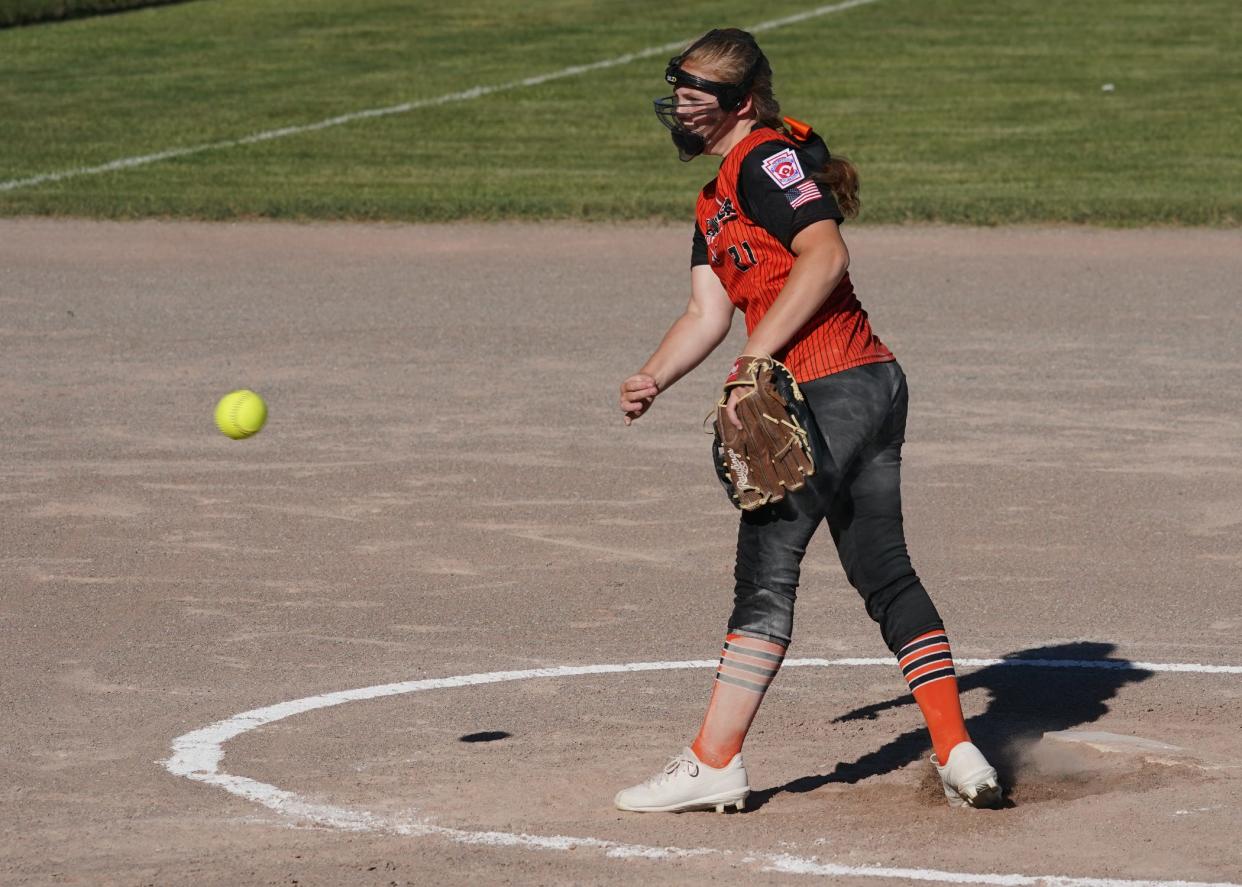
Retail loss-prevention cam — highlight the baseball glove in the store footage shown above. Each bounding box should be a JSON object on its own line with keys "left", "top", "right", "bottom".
{"left": 709, "top": 356, "right": 816, "bottom": 511}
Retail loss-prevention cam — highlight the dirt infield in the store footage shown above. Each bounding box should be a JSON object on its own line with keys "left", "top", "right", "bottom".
{"left": 2, "top": 220, "right": 1240, "bottom": 886}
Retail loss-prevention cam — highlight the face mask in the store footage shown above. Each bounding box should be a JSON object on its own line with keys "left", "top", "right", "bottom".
{"left": 652, "top": 30, "right": 766, "bottom": 161}
{"left": 653, "top": 93, "right": 726, "bottom": 161}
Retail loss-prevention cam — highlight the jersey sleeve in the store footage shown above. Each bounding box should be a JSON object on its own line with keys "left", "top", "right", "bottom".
{"left": 691, "top": 221, "right": 709, "bottom": 267}
{"left": 738, "top": 141, "right": 844, "bottom": 251}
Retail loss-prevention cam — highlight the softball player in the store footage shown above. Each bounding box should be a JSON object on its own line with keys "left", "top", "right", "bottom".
{"left": 616, "top": 28, "right": 1002, "bottom": 812}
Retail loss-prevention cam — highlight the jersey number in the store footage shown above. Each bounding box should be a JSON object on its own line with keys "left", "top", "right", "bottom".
{"left": 727, "top": 241, "right": 757, "bottom": 273}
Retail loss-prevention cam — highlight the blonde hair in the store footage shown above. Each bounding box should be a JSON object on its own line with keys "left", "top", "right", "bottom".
{"left": 681, "top": 28, "right": 861, "bottom": 218}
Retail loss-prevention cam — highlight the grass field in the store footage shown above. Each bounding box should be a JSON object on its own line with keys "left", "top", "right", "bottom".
{"left": 1, "top": 0, "right": 1239, "bottom": 224}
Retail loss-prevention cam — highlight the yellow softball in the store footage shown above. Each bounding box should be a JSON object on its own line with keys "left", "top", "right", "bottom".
{"left": 214, "top": 389, "right": 267, "bottom": 440}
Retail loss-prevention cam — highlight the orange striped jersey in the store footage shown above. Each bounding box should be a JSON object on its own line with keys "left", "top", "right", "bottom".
{"left": 693, "top": 126, "right": 893, "bottom": 383}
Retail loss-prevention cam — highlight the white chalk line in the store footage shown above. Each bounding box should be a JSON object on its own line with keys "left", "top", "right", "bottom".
{"left": 164, "top": 656, "right": 1242, "bottom": 887}
{"left": 0, "top": 0, "right": 883, "bottom": 194}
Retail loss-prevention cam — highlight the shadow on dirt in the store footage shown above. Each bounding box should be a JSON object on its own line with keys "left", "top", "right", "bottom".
{"left": 459, "top": 730, "right": 512, "bottom": 743}
{"left": 746, "top": 641, "right": 1154, "bottom": 811}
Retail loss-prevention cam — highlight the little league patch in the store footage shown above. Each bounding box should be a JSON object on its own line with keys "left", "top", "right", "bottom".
{"left": 760, "top": 147, "right": 805, "bottom": 188}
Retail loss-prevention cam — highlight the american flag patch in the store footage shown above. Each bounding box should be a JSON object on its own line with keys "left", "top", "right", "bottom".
{"left": 785, "top": 179, "right": 821, "bottom": 209}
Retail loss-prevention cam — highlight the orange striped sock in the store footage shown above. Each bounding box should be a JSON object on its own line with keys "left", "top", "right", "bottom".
{"left": 896, "top": 629, "right": 971, "bottom": 763}
{"left": 691, "top": 633, "right": 786, "bottom": 768}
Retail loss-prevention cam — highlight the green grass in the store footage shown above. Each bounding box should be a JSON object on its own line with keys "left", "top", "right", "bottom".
{"left": 1, "top": 0, "right": 1239, "bottom": 224}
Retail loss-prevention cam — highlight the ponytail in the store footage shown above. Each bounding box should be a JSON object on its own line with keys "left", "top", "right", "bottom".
{"left": 813, "top": 156, "right": 860, "bottom": 220}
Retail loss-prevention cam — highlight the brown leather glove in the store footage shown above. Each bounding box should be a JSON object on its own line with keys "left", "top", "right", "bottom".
{"left": 710, "top": 356, "right": 816, "bottom": 511}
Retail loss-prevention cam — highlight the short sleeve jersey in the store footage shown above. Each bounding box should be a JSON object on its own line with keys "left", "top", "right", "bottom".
{"left": 693, "top": 127, "right": 893, "bottom": 383}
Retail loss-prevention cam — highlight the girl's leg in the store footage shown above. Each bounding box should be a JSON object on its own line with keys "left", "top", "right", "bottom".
{"left": 692, "top": 486, "right": 825, "bottom": 767}
{"left": 691, "top": 633, "right": 786, "bottom": 767}
{"left": 614, "top": 490, "right": 822, "bottom": 813}
{"left": 813, "top": 363, "right": 973, "bottom": 766}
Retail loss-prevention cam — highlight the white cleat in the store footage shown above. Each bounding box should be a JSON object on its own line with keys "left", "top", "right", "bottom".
{"left": 932, "top": 741, "right": 1004, "bottom": 809}
{"left": 614, "top": 747, "right": 749, "bottom": 813}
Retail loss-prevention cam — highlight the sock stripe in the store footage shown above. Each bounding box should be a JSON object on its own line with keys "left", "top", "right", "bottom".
{"left": 725, "top": 650, "right": 779, "bottom": 670}
{"left": 717, "top": 657, "right": 780, "bottom": 679}
{"left": 722, "top": 641, "right": 784, "bottom": 664}
{"left": 896, "top": 631, "right": 957, "bottom": 694}
{"left": 900, "top": 649, "right": 953, "bottom": 677}
{"left": 714, "top": 672, "right": 771, "bottom": 694}
{"left": 908, "top": 666, "right": 957, "bottom": 692}
{"left": 906, "top": 659, "right": 955, "bottom": 683}
{"left": 718, "top": 668, "right": 775, "bottom": 691}
{"left": 712, "top": 637, "right": 783, "bottom": 696}
{"left": 896, "top": 634, "right": 949, "bottom": 664}
{"left": 899, "top": 639, "right": 950, "bottom": 659}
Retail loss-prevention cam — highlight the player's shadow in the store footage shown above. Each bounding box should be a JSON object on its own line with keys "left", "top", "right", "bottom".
{"left": 745, "top": 641, "right": 1153, "bottom": 811}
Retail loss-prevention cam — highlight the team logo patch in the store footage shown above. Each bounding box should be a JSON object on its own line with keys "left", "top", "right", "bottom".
{"left": 761, "top": 148, "right": 805, "bottom": 189}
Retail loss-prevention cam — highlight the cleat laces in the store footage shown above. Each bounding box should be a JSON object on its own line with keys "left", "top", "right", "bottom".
{"left": 646, "top": 753, "right": 698, "bottom": 787}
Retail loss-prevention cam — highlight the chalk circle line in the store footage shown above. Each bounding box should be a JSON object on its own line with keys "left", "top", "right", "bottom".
{"left": 163, "top": 655, "right": 1242, "bottom": 887}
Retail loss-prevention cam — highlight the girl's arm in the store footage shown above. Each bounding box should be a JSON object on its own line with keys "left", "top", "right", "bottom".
{"left": 719, "top": 220, "right": 849, "bottom": 429}
{"left": 740, "top": 219, "right": 849, "bottom": 358}
{"left": 620, "top": 266, "right": 735, "bottom": 425}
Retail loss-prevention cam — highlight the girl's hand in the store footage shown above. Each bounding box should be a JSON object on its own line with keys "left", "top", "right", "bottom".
{"left": 620, "top": 373, "right": 660, "bottom": 425}
{"left": 722, "top": 354, "right": 762, "bottom": 430}
{"left": 723, "top": 384, "right": 752, "bottom": 430}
